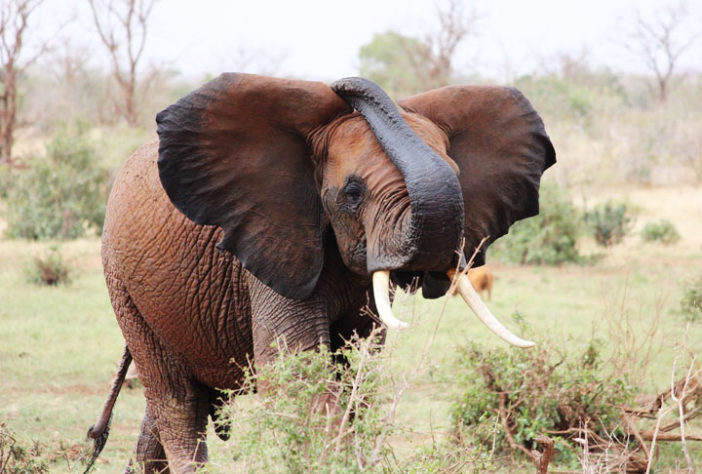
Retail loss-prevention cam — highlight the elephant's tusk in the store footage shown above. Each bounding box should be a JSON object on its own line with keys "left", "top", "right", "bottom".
{"left": 372, "top": 271, "right": 408, "bottom": 329}
{"left": 447, "top": 269, "right": 535, "bottom": 348}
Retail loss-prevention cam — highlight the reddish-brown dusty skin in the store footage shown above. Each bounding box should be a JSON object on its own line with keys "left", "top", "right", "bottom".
{"left": 92, "top": 73, "right": 554, "bottom": 473}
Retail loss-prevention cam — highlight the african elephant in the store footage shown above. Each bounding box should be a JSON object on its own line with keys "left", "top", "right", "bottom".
{"left": 85, "top": 73, "right": 555, "bottom": 473}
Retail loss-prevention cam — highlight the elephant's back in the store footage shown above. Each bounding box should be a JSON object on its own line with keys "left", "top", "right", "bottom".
{"left": 102, "top": 141, "right": 207, "bottom": 276}
{"left": 102, "top": 142, "right": 253, "bottom": 389}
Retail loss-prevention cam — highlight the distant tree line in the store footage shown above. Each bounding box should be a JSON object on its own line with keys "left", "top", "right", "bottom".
{"left": 1, "top": 0, "right": 159, "bottom": 165}
{"left": 0, "top": 0, "right": 700, "bottom": 167}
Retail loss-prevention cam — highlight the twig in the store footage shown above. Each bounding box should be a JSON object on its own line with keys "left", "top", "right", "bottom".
{"left": 646, "top": 351, "right": 686, "bottom": 474}
{"left": 334, "top": 342, "right": 368, "bottom": 452}
{"left": 660, "top": 405, "right": 702, "bottom": 432}
{"left": 622, "top": 410, "right": 651, "bottom": 464}
{"left": 670, "top": 355, "right": 698, "bottom": 473}
{"left": 498, "top": 392, "right": 535, "bottom": 460}
{"left": 640, "top": 432, "right": 702, "bottom": 442}
{"left": 533, "top": 434, "right": 554, "bottom": 474}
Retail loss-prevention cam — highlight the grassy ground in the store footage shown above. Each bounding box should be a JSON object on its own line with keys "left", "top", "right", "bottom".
{"left": 1, "top": 187, "right": 701, "bottom": 472}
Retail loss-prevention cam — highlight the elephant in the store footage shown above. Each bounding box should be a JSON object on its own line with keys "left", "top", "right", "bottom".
{"left": 85, "top": 73, "right": 555, "bottom": 473}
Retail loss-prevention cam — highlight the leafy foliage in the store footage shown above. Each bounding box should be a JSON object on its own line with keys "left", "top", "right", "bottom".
{"left": 514, "top": 67, "right": 628, "bottom": 127}
{"left": 4, "top": 126, "right": 109, "bottom": 240}
{"left": 640, "top": 219, "right": 680, "bottom": 244}
{"left": 219, "top": 332, "right": 397, "bottom": 473}
{"left": 490, "top": 182, "right": 583, "bottom": 265}
{"left": 25, "top": 246, "right": 71, "bottom": 286}
{"left": 516, "top": 75, "right": 594, "bottom": 123}
{"left": 584, "top": 200, "right": 635, "bottom": 247}
{"left": 359, "top": 31, "right": 430, "bottom": 97}
{"left": 450, "top": 339, "right": 636, "bottom": 467}
{"left": 680, "top": 277, "right": 702, "bottom": 322}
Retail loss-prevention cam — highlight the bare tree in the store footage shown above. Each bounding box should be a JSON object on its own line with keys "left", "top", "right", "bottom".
{"left": 428, "top": 0, "right": 479, "bottom": 85}
{"left": 404, "top": 0, "right": 480, "bottom": 91}
{"left": 47, "top": 39, "right": 92, "bottom": 84}
{"left": 0, "top": 0, "right": 45, "bottom": 165}
{"left": 359, "top": 0, "right": 480, "bottom": 97}
{"left": 625, "top": 1, "right": 702, "bottom": 101}
{"left": 87, "top": 0, "right": 157, "bottom": 126}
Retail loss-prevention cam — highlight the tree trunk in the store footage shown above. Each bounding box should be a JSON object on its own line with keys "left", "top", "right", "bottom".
{"left": 0, "top": 67, "right": 17, "bottom": 165}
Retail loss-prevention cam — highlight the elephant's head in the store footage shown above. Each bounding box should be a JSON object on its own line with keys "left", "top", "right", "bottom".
{"left": 156, "top": 73, "right": 555, "bottom": 345}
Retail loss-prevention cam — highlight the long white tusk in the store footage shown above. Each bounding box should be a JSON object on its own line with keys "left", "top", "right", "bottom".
{"left": 372, "top": 271, "right": 408, "bottom": 329}
{"left": 448, "top": 269, "right": 535, "bottom": 348}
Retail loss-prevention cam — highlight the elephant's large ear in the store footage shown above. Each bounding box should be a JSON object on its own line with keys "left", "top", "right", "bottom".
{"left": 157, "top": 73, "right": 350, "bottom": 299}
{"left": 399, "top": 86, "right": 555, "bottom": 265}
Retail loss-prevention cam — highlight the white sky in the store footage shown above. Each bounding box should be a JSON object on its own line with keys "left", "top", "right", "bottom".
{"left": 36, "top": 0, "right": 702, "bottom": 83}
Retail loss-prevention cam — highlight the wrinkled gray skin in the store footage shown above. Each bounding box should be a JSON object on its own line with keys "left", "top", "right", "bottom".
{"left": 89, "top": 73, "right": 554, "bottom": 473}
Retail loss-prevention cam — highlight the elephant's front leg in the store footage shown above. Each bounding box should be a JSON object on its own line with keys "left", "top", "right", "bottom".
{"left": 247, "top": 274, "right": 332, "bottom": 366}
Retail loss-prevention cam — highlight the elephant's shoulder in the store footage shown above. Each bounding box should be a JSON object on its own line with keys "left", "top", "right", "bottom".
{"left": 112, "top": 141, "right": 162, "bottom": 197}
{"left": 104, "top": 141, "right": 179, "bottom": 248}
{"left": 124, "top": 141, "right": 159, "bottom": 174}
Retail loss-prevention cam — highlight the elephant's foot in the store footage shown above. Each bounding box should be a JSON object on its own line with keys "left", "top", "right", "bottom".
{"left": 129, "top": 405, "right": 169, "bottom": 473}
{"left": 149, "top": 387, "right": 210, "bottom": 473}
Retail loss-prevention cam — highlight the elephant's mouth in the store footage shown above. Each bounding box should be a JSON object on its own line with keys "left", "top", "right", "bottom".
{"left": 375, "top": 268, "right": 535, "bottom": 349}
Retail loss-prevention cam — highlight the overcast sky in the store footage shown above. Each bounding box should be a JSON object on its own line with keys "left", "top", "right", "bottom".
{"left": 36, "top": 0, "right": 702, "bottom": 83}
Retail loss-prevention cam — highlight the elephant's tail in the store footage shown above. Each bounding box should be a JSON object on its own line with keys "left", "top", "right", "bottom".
{"left": 83, "top": 345, "right": 132, "bottom": 474}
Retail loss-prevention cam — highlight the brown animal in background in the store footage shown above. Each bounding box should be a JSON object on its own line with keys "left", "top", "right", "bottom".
{"left": 448, "top": 265, "right": 494, "bottom": 299}
{"left": 468, "top": 265, "right": 494, "bottom": 300}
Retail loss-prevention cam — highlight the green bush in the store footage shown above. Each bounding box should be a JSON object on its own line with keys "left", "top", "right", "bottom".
{"left": 3, "top": 126, "right": 109, "bottom": 240}
{"left": 450, "top": 340, "right": 636, "bottom": 468}
{"left": 640, "top": 219, "right": 680, "bottom": 245}
{"left": 515, "top": 76, "right": 593, "bottom": 124}
{"left": 219, "top": 331, "right": 397, "bottom": 473}
{"left": 490, "top": 182, "right": 583, "bottom": 265}
{"left": 680, "top": 277, "right": 702, "bottom": 322}
{"left": 0, "top": 164, "right": 13, "bottom": 199}
{"left": 584, "top": 200, "right": 634, "bottom": 247}
{"left": 25, "top": 246, "right": 71, "bottom": 286}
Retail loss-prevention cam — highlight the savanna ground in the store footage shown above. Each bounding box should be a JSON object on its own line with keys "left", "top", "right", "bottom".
{"left": 2, "top": 0, "right": 701, "bottom": 469}
{"left": 1, "top": 183, "right": 701, "bottom": 472}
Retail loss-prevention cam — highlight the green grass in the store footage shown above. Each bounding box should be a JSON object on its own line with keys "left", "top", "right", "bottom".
{"left": 0, "top": 239, "right": 144, "bottom": 472}
{"left": 1, "top": 188, "right": 701, "bottom": 472}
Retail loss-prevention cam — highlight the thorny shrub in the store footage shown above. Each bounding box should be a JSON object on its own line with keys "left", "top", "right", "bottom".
{"left": 24, "top": 246, "right": 71, "bottom": 286}
{"left": 640, "top": 219, "right": 680, "bottom": 245}
{"left": 490, "top": 181, "right": 583, "bottom": 265}
{"left": 680, "top": 277, "right": 702, "bottom": 323}
{"left": 218, "top": 330, "right": 397, "bottom": 473}
{"left": 0, "top": 423, "right": 49, "bottom": 473}
{"left": 584, "top": 200, "right": 635, "bottom": 247}
{"left": 450, "top": 339, "right": 636, "bottom": 468}
{"left": 4, "top": 124, "right": 109, "bottom": 240}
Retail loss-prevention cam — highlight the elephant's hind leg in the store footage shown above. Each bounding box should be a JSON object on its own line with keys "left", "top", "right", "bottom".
{"left": 149, "top": 383, "right": 210, "bottom": 473}
{"left": 129, "top": 405, "right": 168, "bottom": 474}
{"left": 105, "top": 268, "right": 209, "bottom": 473}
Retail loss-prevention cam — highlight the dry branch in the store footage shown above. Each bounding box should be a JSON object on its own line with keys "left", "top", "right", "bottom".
{"left": 0, "top": 0, "right": 45, "bottom": 164}
{"left": 624, "top": 1, "right": 702, "bottom": 101}
{"left": 87, "top": 0, "right": 157, "bottom": 126}
{"left": 533, "top": 434, "right": 554, "bottom": 474}
{"left": 498, "top": 392, "right": 535, "bottom": 461}
{"left": 640, "top": 432, "right": 702, "bottom": 442}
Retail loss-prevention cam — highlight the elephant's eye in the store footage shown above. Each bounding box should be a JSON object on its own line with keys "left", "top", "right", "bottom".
{"left": 342, "top": 178, "right": 365, "bottom": 212}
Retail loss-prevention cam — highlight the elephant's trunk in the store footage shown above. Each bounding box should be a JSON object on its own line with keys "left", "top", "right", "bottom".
{"left": 330, "top": 77, "right": 465, "bottom": 273}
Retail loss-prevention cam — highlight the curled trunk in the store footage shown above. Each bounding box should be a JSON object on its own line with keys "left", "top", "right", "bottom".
{"left": 331, "top": 77, "right": 465, "bottom": 273}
